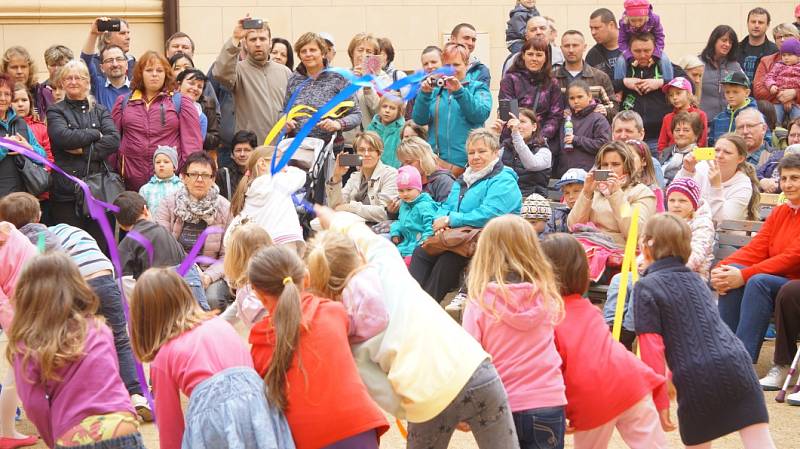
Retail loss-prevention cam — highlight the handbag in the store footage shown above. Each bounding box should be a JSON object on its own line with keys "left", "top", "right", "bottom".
{"left": 421, "top": 226, "right": 482, "bottom": 258}
{"left": 75, "top": 144, "right": 126, "bottom": 218}
{"left": 16, "top": 155, "right": 50, "bottom": 196}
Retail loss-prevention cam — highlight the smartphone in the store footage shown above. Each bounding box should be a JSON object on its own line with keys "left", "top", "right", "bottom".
{"left": 693, "top": 147, "right": 716, "bottom": 161}
{"left": 242, "top": 19, "right": 264, "bottom": 30}
{"left": 498, "top": 99, "right": 519, "bottom": 121}
{"left": 96, "top": 19, "right": 121, "bottom": 32}
{"left": 593, "top": 170, "right": 611, "bottom": 181}
{"left": 338, "top": 153, "right": 363, "bottom": 167}
{"left": 363, "top": 55, "right": 382, "bottom": 75}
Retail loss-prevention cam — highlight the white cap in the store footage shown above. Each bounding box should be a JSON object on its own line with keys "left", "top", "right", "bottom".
{"left": 319, "top": 32, "right": 335, "bottom": 47}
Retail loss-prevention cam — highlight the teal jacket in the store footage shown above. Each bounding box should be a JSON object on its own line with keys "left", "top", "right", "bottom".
{"left": 709, "top": 97, "right": 758, "bottom": 145}
{"left": 436, "top": 161, "right": 522, "bottom": 228}
{"left": 411, "top": 81, "right": 492, "bottom": 168}
{"left": 389, "top": 192, "right": 437, "bottom": 256}
{"left": 367, "top": 115, "right": 404, "bottom": 169}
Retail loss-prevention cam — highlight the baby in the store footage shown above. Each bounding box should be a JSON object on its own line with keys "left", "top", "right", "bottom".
{"left": 766, "top": 37, "right": 800, "bottom": 125}
{"left": 389, "top": 166, "right": 437, "bottom": 266}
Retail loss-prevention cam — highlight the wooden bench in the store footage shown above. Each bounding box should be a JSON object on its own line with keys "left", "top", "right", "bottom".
{"left": 759, "top": 193, "right": 781, "bottom": 220}
{"left": 713, "top": 219, "right": 763, "bottom": 266}
{"left": 546, "top": 178, "right": 562, "bottom": 202}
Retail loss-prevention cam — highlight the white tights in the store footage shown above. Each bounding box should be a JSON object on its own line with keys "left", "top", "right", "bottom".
{"left": 0, "top": 370, "right": 27, "bottom": 439}
{"left": 684, "top": 423, "right": 776, "bottom": 449}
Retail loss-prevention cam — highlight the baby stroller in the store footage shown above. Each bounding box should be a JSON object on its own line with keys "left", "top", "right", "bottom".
{"left": 277, "top": 134, "right": 337, "bottom": 238}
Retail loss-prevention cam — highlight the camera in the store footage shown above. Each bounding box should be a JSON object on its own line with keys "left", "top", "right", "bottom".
{"left": 96, "top": 19, "right": 121, "bottom": 32}
{"left": 427, "top": 77, "right": 447, "bottom": 88}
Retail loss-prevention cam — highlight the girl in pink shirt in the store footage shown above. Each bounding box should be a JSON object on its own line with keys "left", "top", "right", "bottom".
{"left": 462, "top": 215, "right": 567, "bottom": 449}
{"left": 129, "top": 268, "right": 294, "bottom": 449}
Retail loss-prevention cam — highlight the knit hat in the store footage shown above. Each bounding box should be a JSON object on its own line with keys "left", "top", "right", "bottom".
{"left": 785, "top": 143, "right": 800, "bottom": 156}
{"left": 796, "top": 4, "right": 800, "bottom": 17}
{"left": 521, "top": 193, "right": 552, "bottom": 221}
{"left": 153, "top": 145, "right": 178, "bottom": 170}
{"left": 624, "top": 0, "right": 650, "bottom": 17}
{"left": 554, "top": 168, "right": 587, "bottom": 189}
{"left": 396, "top": 165, "right": 423, "bottom": 191}
{"left": 667, "top": 177, "right": 701, "bottom": 210}
{"left": 720, "top": 71, "right": 750, "bottom": 88}
{"left": 661, "top": 76, "right": 693, "bottom": 94}
{"left": 781, "top": 38, "right": 800, "bottom": 56}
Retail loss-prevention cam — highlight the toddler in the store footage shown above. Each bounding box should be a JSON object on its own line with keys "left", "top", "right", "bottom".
{"left": 618, "top": 0, "right": 665, "bottom": 61}
{"left": 658, "top": 77, "right": 708, "bottom": 152}
{"left": 665, "top": 178, "right": 715, "bottom": 278}
{"left": 549, "top": 168, "right": 585, "bottom": 233}
{"left": 138, "top": 145, "right": 183, "bottom": 215}
{"left": 505, "top": 0, "right": 540, "bottom": 53}
{"left": 390, "top": 166, "right": 437, "bottom": 264}
{"left": 765, "top": 37, "right": 800, "bottom": 125}
{"left": 367, "top": 93, "right": 405, "bottom": 168}
{"left": 558, "top": 81, "right": 612, "bottom": 176}
{"left": 520, "top": 193, "right": 552, "bottom": 235}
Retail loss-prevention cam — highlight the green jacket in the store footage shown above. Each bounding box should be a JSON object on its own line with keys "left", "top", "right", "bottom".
{"left": 367, "top": 115, "right": 405, "bottom": 169}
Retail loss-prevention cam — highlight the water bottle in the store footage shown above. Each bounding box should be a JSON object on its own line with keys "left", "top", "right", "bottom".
{"left": 564, "top": 114, "right": 574, "bottom": 151}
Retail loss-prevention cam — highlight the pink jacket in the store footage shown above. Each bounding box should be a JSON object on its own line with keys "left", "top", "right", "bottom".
{"left": 764, "top": 62, "right": 800, "bottom": 92}
{"left": 462, "top": 282, "right": 566, "bottom": 412}
{"left": 112, "top": 90, "right": 203, "bottom": 191}
{"left": 0, "top": 222, "right": 38, "bottom": 330}
{"left": 687, "top": 200, "right": 715, "bottom": 279}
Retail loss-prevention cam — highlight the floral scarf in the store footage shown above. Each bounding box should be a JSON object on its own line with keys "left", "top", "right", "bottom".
{"left": 174, "top": 185, "right": 219, "bottom": 224}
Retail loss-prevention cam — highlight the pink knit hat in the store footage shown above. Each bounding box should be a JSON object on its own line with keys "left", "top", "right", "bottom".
{"left": 397, "top": 165, "right": 422, "bottom": 191}
{"left": 624, "top": 0, "right": 651, "bottom": 17}
{"left": 667, "top": 177, "right": 701, "bottom": 210}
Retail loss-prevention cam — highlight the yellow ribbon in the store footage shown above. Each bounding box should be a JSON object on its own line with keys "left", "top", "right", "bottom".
{"left": 612, "top": 205, "right": 640, "bottom": 344}
{"left": 396, "top": 418, "right": 408, "bottom": 439}
{"left": 263, "top": 101, "right": 355, "bottom": 146}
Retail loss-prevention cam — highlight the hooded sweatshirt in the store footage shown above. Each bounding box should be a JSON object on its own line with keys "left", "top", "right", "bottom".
{"left": 462, "top": 282, "right": 566, "bottom": 412}
{"left": 250, "top": 293, "right": 389, "bottom": 449}
{"left": 0, "top": 222, "right": 37, "bottom": 330}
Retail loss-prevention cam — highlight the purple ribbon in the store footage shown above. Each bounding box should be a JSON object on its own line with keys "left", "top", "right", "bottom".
{"left": 126, "top": 231, "right": 154, "bottom": 266}
{"left": 176, "top": 226, "right": 223, "bottom": 276}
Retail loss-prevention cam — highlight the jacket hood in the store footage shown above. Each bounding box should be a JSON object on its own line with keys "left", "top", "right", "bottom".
{"left": 0, "top": 109, "right": 19, "bottom": 128}
{"left": 428, "top": 169, "right": 455, "bottom": 183}
{"left": 249, "top": 292, "right": 325, "bottom": 344}
{"left": 474, "top": 282, "right": 550, "bottom": 331}
{"left": 147, "top": 174, "right": 182, "bottom": 185}
{"left": 406, "top": 191, "right": 434, "bottom": 207}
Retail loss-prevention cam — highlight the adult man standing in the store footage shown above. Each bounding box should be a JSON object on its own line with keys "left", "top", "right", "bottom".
{"left": 82, "top": 45, "right": 131, "bottom": 111}
{"left": 735, "top": 108, "right": 773, "bottom": 167}
{"left": 501, "top": 16, "right": 563, "bottom": 76}
{"left": 82, "top": 17, "right": 135, "bottom": 79}
{"left": 449, "top": 23, "right": 491, "bottom": 87}
{"left": 586, "top": 8, "right": 621, "bottom": 82}
{"left": 555, "top": 30, "right": 618, "bottom": 118}
{"left": 213, "top": 17, "right": 291, "bottom": 145}
{"left": 165, "top": 32, "right": 195, "bottom": 58}
{"left": 739, "top": 7, "right": 779, "bottom": 82}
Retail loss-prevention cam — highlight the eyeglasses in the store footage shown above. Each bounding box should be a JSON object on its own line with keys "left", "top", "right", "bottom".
{"left": 102, "top": 57, "right": 127, "bottom": 64}
{"left": 356, "top": 147, "right": 379, "bottom": 155}
{"left": 185, "top": 172, "right": 213, "bottom": 181}
{"left": 735, "top": 122, "right": 763, "bottom": 131}
{"left": 62, "top": 75, "right": 87, "bottom": 82}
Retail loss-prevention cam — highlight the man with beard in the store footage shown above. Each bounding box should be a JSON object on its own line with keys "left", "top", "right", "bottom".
{"left": 82, "top": 44, "right": 131, "bottom": 111}
{"left": 213, "top": 16, "right": 291, "bottom": 144}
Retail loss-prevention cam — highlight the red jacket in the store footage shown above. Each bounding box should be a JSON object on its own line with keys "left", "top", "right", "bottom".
{"left": 721, "top": 204, "right": 800, "bottom": 281}
{"left": 111, "top": 90, "right": 202, "bottom": 191}
{"left": 23, "top": 116, "right": 53, "bottom": 200}
{"left": 754, "top": 53, "right": 780, "bottom": 103}
{"left": 554, "top": 294, "right": 665, "bottom": 430}
{"left": 250, "top": 293, "right": 388, "bottom": 449}
{"left": 657, "top": 105, "right": 708, "bottom": 152}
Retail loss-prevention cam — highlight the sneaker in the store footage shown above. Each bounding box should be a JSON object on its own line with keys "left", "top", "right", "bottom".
{"left": 765, "top": 323, "right": 777, "bottom": 341}
{"left": 787, "top": 390, "right": 800, "bottom": 406}
{"left": 759, "top": 365, "right": 789, "bottom": 391}
{"left": 0, "top": 435, "right": 38, "bottom": 449}
{"left": 445, "top": 292, "right": 468, "bottom": 313}
{"left": 131, "top": 394, "right": 153, "bottom": 422}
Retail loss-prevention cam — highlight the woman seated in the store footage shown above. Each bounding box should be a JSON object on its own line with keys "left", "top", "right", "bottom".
{"left": 409, "top": 129, "right": 522, "bottom": 301}
{"left": 326, "top": 131, "right": 398, "bottom": 223}
{"left": 675, "top": 132, "right": 760, "bottom": 225}
{"left": 156, "top": 151, "right": 232, "bottom": 311}
{"left": 567, "top": 141, "right": 657, "bottom": 246}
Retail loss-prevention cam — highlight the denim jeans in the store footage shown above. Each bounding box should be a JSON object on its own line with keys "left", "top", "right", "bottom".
{"left": 513, "top": 406, "right": 566, "bottom": 449}
{"left": 603, "top": 273, "right": 635, "bottom": 332}
{"left": 717, "top": 264, "right": 790, "bottom": 362}
{"left": 774, "top": 103, "right": 800, "bottom": 126}
{"left": 87, "top": 275, "right": 142, "bottom": 396}
{"left": 180, "top": 264, "right": 211, "bottom": 311}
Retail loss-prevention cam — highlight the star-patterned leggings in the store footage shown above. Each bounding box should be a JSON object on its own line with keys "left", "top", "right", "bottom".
{"left": 406, "top": 359, "right": 520, "bottom": 449}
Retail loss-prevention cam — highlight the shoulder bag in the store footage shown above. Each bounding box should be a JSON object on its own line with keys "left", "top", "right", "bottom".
{"left": 421, "top": 226, "right": 482, "bottom": 258}
{"left": 75, "top": 144, "right": 126, "bottom": 218}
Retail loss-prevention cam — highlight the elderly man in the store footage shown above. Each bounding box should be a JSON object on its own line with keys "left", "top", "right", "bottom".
{"left": 449, "top": 23, "right": 491, "bottom": 87}
{"left": 611, "top": 110, "right": 666, "bottom": 187}
{"left": 502, "top": 16, "right": 564, "bottom": 76}
{"left": 213, "top": 17, "right": 290, "bottom": 145}
{"left": 81, "top": 17, "right": 134, "bottom": 78}
{"left": 735, "top": 108, "right": 773, "bottom": 167}
{"left": 739, "top": 7, "right": 778, "bottom": 82}
{"left": 555, "top": 30, "right": 618, "bottom": 118}
{"left": 586, "top": 8, "right": 621, "bottom": 82}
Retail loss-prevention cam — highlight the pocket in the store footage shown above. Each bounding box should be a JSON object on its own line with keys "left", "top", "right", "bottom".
{"left": 515, "top": 408, "right": 565, "bottom": 449}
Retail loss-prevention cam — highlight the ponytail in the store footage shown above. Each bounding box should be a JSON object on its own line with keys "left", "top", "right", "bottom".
{"left": 740, "top": 162, "right": 761, "bottom": 221}
{"left": 305, "top": 231, "right": 365, "bottom": 301}
{"left": 247, "top": 245, "right": 306, "bottom": 411}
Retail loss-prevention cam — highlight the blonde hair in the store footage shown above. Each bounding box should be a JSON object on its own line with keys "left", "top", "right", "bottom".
{"left": 378, "top": 93, "right": 405, "bottom": 121}
{"left": 294, "top": 32, "right": 329, "bottom": 59}
{"left": 466, "top": 128, "right": 500, "bottom": 153}
{"left": 396, "top": 136, "right": 437, "bottom": 175}
{"left": 643, "top": 213, "right": 692, "bottom": 264}
{"left": 306, "top": 231, "right": 365, "bottom": 301}
{"left": 247, "top": 246, "right": 307, "bottom": 411}
{"left": 230, "top": 145, "right": 276, "bottom": 217}
{"left": 717, "top": 133, "right": 761, "bottom": 221}
{"left": 347, "top": 33, "right": 380, "bottom": 64}
{"left": 1, "top": 46, "right": 37, "bottom": 88}
{"left": 7, "top": 252, "right": 101, "bottom": 383}
{"left": 58, "top": 59, "right": 93, "bottom": 102}
{"left": 129, "top": 268, "right": 212, "bottom": 362}
{"left": 467, "top": 215, "right": 563, "bottom": 323}
{"left": 353, "top": 131, "right": 384, "bottom": 155}
{"left": 223, "top": 223, "right": 273, "bottom": 290}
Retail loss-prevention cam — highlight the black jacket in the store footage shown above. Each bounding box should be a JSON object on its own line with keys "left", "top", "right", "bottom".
{"left": 119, "top": 219, "right": 187, "bottom": 278}
{"left": 46, "top": 99, "right": 120, "bottom": 201}
{"left": 0, "top": 113, "right": 33, "bottom": 197}
{"left": 500, "top": 137, "right": 550, "bottom": 196}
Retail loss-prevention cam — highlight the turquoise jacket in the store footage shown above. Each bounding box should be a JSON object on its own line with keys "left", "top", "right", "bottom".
{"left": 709, "top": 97, "right": 758, "bottom": 145}
{"left": 367, "top": 115, "right": 404, "bottom": 169}
{"left": 138, "top": 174, "right": 183, "bottom": 216}
{"left": 436, "top": 161, "right": 522, "bottom": 228}
{"left": 390, "top": 192, "right": 437, "bottom": 256}
{"left": 411, "top": 81, "right": 492, "bottom": 168}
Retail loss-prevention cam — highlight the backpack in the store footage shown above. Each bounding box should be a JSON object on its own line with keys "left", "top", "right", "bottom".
{"left": 120, "top": 92, "right": 182, "bottom": 117}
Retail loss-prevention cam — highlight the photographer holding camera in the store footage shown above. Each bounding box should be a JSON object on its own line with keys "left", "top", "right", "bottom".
{"left": 412, "top": 42, "right": 491, "bottom": 177}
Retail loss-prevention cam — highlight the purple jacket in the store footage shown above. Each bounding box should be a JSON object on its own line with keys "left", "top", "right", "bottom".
{"left": 499, "top": 70, "right": 563, "bottom": 140}
{"left": 112, "top": 90, "right": 203, "bottom": 191}
{"left": 618, "top": 8, "right": 665, "bottom": 59}
{"left": 555, "top": 102, "right": 611, "bottom": 177}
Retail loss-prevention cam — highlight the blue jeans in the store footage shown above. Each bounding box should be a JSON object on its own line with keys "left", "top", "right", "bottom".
{"left": 180, "top": 264, "right": 211, "bottom": 311}
{"left": 512, "top": 406, "right": 566, "bottom": 449}
{"left": 87, "top": 275, "right": 142, "bottom": 396}
{"left": 603, "top": 273, "right": 635, "bottom": 332}
{"left": 774, "top": 103, "right": 800, "bottom": 125}
{"left": 717, "top": 264, "right": 790, "bottom": 362}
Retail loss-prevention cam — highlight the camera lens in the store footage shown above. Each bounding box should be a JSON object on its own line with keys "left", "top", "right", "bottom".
{"left": 435, "top": 78, "right": 446, "bottom": 87}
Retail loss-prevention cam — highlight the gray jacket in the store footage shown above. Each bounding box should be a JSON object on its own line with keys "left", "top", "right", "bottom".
{"left": 700, "top": 60, "right": 744, "bottom": 121}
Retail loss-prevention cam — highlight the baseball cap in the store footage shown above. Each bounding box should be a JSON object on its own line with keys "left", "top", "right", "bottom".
{"left": 554, "top": 168, "right": 587, "bottom": 189}
{"left": 661, "top": 76, "right": 693, "bottom": 94}
{"left": 720, "top": 71, "right": 750, "bottom": 88}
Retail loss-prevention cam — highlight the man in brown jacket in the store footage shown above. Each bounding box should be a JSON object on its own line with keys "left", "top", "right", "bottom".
{"left": 213, "top": 17, "right": 291, "bottom": 145}
{"left": 554, "top": 30, "right": 618, "bottom": 120}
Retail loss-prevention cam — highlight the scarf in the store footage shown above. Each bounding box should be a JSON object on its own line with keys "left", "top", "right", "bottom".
{"left": 462, "top": 159, "right": 499, "bottom": 187}
{"left": 174, "top": 185, "right": 219, "bottom": 225}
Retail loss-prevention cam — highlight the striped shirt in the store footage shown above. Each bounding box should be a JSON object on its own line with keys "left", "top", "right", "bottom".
{"left": 49, "top": 224, "right": 114, "bottom": 278}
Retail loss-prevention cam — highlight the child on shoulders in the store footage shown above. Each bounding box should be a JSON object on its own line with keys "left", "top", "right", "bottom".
{"left": 505, "top": 0, "right": 540, "bottom": 53}
{"left": 618, "top": 0, "right": 665, "bottom": 62}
